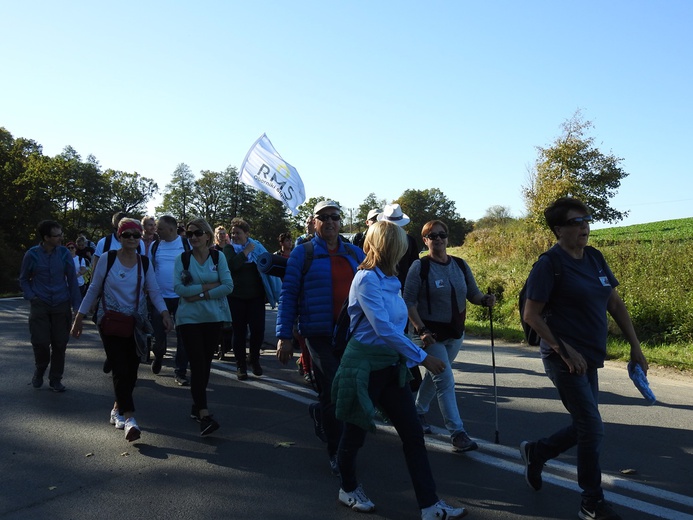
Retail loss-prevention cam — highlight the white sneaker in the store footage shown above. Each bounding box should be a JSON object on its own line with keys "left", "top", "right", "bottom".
{"left": 421, "top": 499, "right": 467, "bottom": 519}
{"left": 109, "top": 408, "right": 125, "bottom": 430}
{"left": 124, "top": 417, "right": 141, "bottom": 442}
{"left": 339, "top": 485, "right": 375, "bottom": 512}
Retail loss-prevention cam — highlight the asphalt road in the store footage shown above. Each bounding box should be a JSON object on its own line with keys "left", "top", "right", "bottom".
{"left": 2, "top": 298, "right": 692, "bottom": 520}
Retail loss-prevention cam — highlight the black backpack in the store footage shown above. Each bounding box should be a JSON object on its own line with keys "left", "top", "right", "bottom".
{"left": 181, "top": 248, "right": 220, "bottom": 270}
{"left": 150, "top": 237, "right": 191, "bottom": 269}
{"left": 519, "top": 246, "right": 605, "bottom": 345}
{"left": 332, "top": 298, "right": 365, "bottom": 358}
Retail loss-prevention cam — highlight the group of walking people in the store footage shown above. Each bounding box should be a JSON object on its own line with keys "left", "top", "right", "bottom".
{"left": 19, "top": 195, "right": 647, "bottom": 520}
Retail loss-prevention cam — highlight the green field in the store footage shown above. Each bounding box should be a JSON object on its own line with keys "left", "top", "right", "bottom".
{"left": 453, "top": 217, "right": 693, "bottom": 374}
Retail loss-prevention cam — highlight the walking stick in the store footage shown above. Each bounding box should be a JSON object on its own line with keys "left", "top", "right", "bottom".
{"left": 488, "top": 289, "right": 500, "bottom": 444}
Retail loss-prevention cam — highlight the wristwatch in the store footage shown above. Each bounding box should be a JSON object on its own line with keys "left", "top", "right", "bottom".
{"left": 199, "top": 292, "right": 205, "bottom": 299}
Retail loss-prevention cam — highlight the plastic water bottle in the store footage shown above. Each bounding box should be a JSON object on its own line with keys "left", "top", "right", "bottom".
{"left": 628, "top": 361, "right": 656, "bottom": 405}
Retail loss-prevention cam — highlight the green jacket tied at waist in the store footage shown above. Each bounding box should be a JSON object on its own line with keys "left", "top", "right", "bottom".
{"left": 332, "top": 338, "right": 412, "bottom": 432}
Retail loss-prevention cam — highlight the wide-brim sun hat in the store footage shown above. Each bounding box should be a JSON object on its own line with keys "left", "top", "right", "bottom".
{"left": 377, "top": 203, "right": 410, "bottom": 227}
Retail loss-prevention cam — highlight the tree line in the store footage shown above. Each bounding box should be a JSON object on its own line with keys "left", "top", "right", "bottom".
{"left": 1, "top": 110, "right": 629, "bottom": 293}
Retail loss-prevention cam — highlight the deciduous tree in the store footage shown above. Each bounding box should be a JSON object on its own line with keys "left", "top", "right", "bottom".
{"left": 523, "top": 110, "right": 629, "bottom": 224}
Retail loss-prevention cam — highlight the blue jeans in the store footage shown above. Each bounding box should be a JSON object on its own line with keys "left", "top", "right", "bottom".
{"left": 414, "top": 336, "right": 465, "bottom": 436}
{"left": 535, "top": 354, "right": 604, "bottom": 501}
{"left": 337, "top": 365, "right": 439, "bottom": 509}
{"left": 305, "top": 335, "right": 343, "bottom": 456}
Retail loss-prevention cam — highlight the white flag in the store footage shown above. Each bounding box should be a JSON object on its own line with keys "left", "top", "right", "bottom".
{"left": 239, "top": 134, "right": 306, "bottom": 215}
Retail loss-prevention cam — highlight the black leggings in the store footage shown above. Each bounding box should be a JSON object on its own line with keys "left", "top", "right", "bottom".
{"left": 102, "top": 334, "right": 140, "bottom": 414}
{"left": 178, "top": 322, "right": 223, "bottom": 411}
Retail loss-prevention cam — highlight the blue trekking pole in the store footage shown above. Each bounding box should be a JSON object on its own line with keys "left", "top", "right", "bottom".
{"left": 488, "top": 289, "right": 500, "bottom": 444}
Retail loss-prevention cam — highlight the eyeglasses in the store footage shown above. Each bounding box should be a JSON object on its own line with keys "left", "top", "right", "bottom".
{"left": 315, "top": 214, "right": 341, "bottom": 222}
{"left": 50, "top": 233, "right": 63, "bottom": 238}
{"left": 121, "top": 232, "right": 142, "bottom": 239}
{"left": 186, "top": 229, "right": 206, "bottom": 238}
{"left": 562, "top": 215, "right": 593, "bottom": 226}
{"left": 425, "top": 232, "right": 448, "bottom": 240}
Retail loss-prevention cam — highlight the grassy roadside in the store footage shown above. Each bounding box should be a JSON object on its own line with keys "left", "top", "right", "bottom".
{"left": 465, "top": 318, "right": 693, "bottom": 377}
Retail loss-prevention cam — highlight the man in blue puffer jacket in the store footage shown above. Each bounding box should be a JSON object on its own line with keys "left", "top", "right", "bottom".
{"left": 277, "top": 200, "right": 365, "bottom": 474}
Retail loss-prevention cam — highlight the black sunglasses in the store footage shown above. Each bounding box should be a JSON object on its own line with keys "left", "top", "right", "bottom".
{"left": 425, "top": 232, "right": 448, "bottom": 240}
{"left": 315, "top": 214, "right": 341, "bottom": 222}
{"left": 185, "top": 229, "right": 207, "bottom": 238}
{"left": 121, "top": 232, "right": 142, "bottom": 239}
{"left": 562, "top": 215, "right": 593, "bottom": 226}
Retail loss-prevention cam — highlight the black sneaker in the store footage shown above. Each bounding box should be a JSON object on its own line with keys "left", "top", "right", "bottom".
{"left": 308, "top": 402, "right": 328, "bottom": 443}
{"left": 174, "top": 374, "right": 189, "bottom": 386}
{"left": 237, "top": 362, "right": 248, "bottom": 381}
{"left": 451, "top": 431, "right": 478, "bottom": 452}
{"left": 250, "top": 359, "right": 263, "bottom": 376}
{"left": 519, "top": 441, "right": 543, "bottom": 491}
{"left": 200, "top": 415, "right": 220, "bottom": 436}
{"left": 578, "top": 499, "right": 621, "bottom": 520}
{"left": 151, "top": 355, "right": 163, "bottom": 375}
{"left": 418, "top": 414, "right": 432, "bottom": 434}
{"left": 103, "top": 358, "right": 112, "bottom": 373}
{"left": 32, "top": 370, "right": 44, "bottom": 389}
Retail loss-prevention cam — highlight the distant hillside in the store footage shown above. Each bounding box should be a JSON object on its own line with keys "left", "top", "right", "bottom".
{"left": 590, "top": 217, "right": 693, "bottom": 244}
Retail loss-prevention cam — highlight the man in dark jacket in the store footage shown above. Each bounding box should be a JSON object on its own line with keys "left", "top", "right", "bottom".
{"left": 276, "top": 200, "right": 365, "bottom": 474}
{"left": 352, "top": 208, "right": 382, "bottom": 249}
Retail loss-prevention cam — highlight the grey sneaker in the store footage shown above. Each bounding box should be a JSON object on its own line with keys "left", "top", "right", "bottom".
{"left": 174, "top": 374, "right": 189, "bottom": 386}
{"left": 451, "top": 431, "right": 478, "bottom": 452}
{"left": 124, "top": 417, "right": 141, "bottom": 442}
{"left": 519, "top": 441, "right": 543, "bottom": 491}
{"left": 110, "top": 408, "right": 126, "bottom": 429}
{"left": 339, "top": 484, "right": 375, "bottom": 512}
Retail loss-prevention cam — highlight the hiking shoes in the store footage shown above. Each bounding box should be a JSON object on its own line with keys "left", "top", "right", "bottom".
{"left": 49, "top": 381, "right": 66, "bottom": 393}
{"left": 200, "top": 415, "right": 220, "bottom": 436}
{"left": 110, "top": 408, "right": 126, "bottom": 430}
{"left": 520, "top": 441, "right": 543, "bottom": 491}
{"left": 578, "top": 499, "right": 621, "bottom": 520}
{"left": 250, "top": 358, "right": 263, "bottom": 376}
{"left": 124, "top": 417, "right": 141, "bottom": 442}
{"left": 451, "top": 431, "right": 478, "bottom": 452}
{"left": 174, "top": 374, "right": 189, "bottom": 386}
{"left": 32, "top": 370, "right": 44, "bottom": 389}
{"left": 421, "top": 499, "right": 467, "bottom": 519}
{"left": 338, "top": 485, "right": 375, "bottom": 512}
{"left": 418, "top": 414, "right": 432, "bottom": 434}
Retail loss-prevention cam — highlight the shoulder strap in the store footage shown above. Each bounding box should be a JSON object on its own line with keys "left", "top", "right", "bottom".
{"left": 150, "top": 240, "right": 160, "bottom": 268}
{"left": 182, "top": 250, "right": 192, "bottom": 271}
{"left": 140, "top": 254, "right": 149, "bottom": 275}
{"left": 302, "top": 241, "right": 314, "bottom": 276}
{"left": 104, "top": 234, "right": 113, "bottom": 253}
{"left": 210, "top": 248, "right": 219, "bottom": 266}
{"left": 419, "top": 257, "right": 433, "bottom": 314}
{"left": 342, "top": 243, "right": 358, "bottom": 265}
{"left": 182, "top": 238, "right": 191, "bottom": 251}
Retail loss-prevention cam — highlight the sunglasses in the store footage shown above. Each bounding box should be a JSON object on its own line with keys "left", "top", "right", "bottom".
{"left": 315, "top": 214, "right": 341, "bottom": 222}
{"left": 186, "top": 229, "right": 207, "bottom": 238}
{"left": 67, "top": 246, "right": 75, "bottom": 250}
{"left": 425, "top": 232, "right": 448, "bottom": 240}
{"left": 562, "top": 215, "right": 593, "bottom": 226}
{"left": 120, "top": 232, "right": 142, "bottom": 239}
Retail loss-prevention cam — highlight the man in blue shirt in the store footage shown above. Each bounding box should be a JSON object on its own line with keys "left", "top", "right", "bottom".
{"left": 19, "top": 220, "right": 82, "bottom": 392}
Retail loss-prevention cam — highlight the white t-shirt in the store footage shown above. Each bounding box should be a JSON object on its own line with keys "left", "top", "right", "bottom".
{"left": 73, "top": 256, "right": 86, "bottom": 286}
{"left": 150, "top": 237, "right": 188, "bottom": 298}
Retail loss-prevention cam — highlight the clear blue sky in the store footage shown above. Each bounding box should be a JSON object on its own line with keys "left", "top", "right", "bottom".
{"left": 2, "top": 1, "right": 691, "bottom": 229}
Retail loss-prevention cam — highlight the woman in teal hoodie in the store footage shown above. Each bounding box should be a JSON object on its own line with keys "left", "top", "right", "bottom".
{"left": 331, "top": 221, "right": 467, "bottom": 520}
